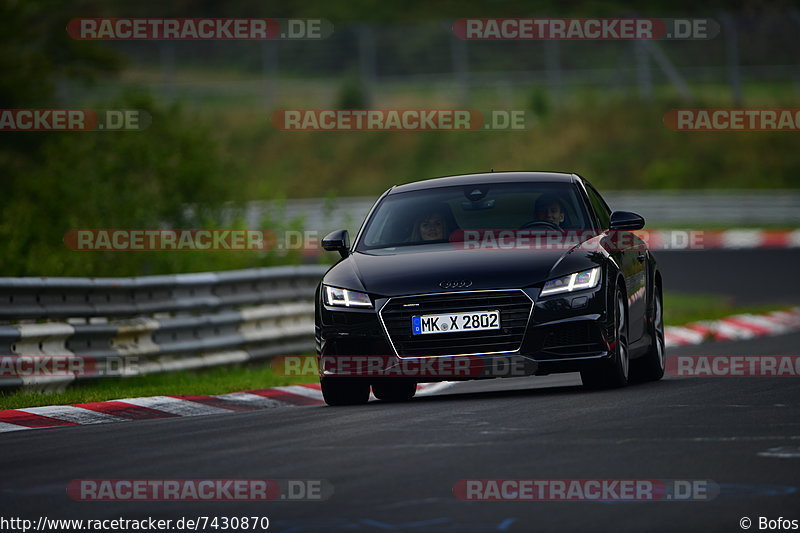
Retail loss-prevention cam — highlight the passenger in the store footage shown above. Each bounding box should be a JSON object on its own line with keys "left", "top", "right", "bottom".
{"left": 410, "top": 203, "right": 458, "bottom": 242}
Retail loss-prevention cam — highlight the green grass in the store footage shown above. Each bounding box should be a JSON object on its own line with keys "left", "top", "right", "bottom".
{"left": 77, "top": 71, "right": 800, "bottom": 202}
{"left": 663, "top": 291, "right": 788, "bottom": 326}
{"left": 0, "top": 362, "right": 315, "bottom": 411}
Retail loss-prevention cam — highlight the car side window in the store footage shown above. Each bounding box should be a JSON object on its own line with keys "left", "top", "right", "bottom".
{"left": 584, "top": 183, "right": 611, "bottom": 229}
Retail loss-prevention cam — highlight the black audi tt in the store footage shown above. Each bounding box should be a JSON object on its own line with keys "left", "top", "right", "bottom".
{"left": 315, "top": 172, "right": 665, "bottom": 405}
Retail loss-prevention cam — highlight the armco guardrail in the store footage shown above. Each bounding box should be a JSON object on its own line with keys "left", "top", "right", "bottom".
{"left": 0, "top": 265, "right": 328, "bottom": 392}
{"left": 235, "top": 191, "right": 800, "bottom": 236}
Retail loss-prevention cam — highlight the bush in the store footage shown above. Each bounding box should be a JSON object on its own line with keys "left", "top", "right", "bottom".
{"left": 0, "top": 92, "right": 301, "bottom": 277}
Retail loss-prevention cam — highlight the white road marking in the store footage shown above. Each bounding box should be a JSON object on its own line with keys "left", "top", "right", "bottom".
{"left": 757, "top": 446, "right": 800, "bottom": 458}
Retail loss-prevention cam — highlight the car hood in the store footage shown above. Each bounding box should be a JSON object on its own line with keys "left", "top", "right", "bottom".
{"left": 323, "top": 239, "right": 606, "bottom": 297}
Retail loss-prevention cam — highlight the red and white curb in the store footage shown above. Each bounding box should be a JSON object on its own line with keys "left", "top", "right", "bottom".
{"left": 0, "top": 382, "right": 445, "bottom": 433}
{"left": 665, "top": 307, "right": 800, "bottom": 347}
{"left": 643, "top": 229, "right": 800, "bottom": 250}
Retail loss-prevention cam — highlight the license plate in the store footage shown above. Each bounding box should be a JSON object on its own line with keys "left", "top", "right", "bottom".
{"left": 412, "top": 310, "right": 500, "bottom": 335}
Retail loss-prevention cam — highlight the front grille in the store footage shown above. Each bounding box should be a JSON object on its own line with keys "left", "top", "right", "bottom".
{"left": 379, "top": 290, "right": 532, "bottom": 357}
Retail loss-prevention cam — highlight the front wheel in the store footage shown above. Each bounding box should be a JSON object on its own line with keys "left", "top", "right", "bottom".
{"left": 320, "top": 378, "right": 370, "bottom": 406}
{"left": 581, "top": 288, "right": 629, "bottom": 389}
{"left": 630, "top": 283, "right": 666, "bottom": 382}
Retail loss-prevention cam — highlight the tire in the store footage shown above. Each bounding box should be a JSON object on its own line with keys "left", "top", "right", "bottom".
{"left": 320, "top": 378, "right": 370, "bottom": 406}
{"left": 581, "top": 288, "right": 629, "bottom": 389}
{"left": 372, "top": 381, "right": 417, "bottom": 402}
{"left": 630, "top": 283, "right": 666, "bottom": 383}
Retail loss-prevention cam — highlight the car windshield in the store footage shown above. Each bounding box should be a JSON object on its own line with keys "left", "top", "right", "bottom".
{"left": 357, "top": 182, "right": 592, "bottom": 251}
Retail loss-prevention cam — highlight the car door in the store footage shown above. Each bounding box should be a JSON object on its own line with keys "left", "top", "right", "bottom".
{"left": 583, "top": 181, "right": 647, "bottom": 343}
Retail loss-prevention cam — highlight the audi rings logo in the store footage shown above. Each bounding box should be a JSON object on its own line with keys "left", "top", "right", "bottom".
{"left": 439, "top": 280, "right": 473, "bottom": 289}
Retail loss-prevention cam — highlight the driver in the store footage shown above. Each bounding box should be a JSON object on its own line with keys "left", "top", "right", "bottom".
{"left": 533, "top": 194, "right": 566, "bottom": 228}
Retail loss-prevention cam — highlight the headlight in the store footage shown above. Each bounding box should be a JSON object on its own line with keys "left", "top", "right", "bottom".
{"left": 540, "top": 267, "right": 601, "bottom": 296}
{"left": 323, "top": 285, "right": 373, "bottom": 308}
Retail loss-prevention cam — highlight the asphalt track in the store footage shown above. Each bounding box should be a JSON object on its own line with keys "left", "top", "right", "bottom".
{"left": 1, "top": 250, "right": 799, "bottom": 533}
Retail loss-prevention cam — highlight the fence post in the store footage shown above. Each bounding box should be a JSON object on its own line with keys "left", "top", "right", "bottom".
{"left": 159, "top": 42, "right": 175, "bottom": 103}
{"left": 789, "top": 10, "right": 800, "bottom": 98}
{"left": 545, "top": 40, "right": 563, "bottom": 106}
{"left": 634, "top": 40, "right": 653, "bottom": 102}
{"left": 720, "top": 11, "right": 743, "bottom": 105}
{"left": 357, "top": 25, "right": 376, "bottom": 107}
{"left": 451, "top": 33, "right": 470, "bottom": 106}
{"left": 261, "top": 41, "right": 279, "bottom": 109}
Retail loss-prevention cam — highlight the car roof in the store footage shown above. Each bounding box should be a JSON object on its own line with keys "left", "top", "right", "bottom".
{"left": 389, "top": 171, "right": 579, "bottom": 194}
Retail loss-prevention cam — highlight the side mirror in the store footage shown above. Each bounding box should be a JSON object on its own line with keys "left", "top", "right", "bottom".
{"left": 322, "top": 229, "right": 350, "bottom": 258}
{"left": 609, "top": 211, "right": 645, "bottom": 231}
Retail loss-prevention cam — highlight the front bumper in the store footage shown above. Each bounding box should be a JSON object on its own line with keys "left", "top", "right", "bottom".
{"left": 316, "top": 284, "right": 614, "bottom": 381}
